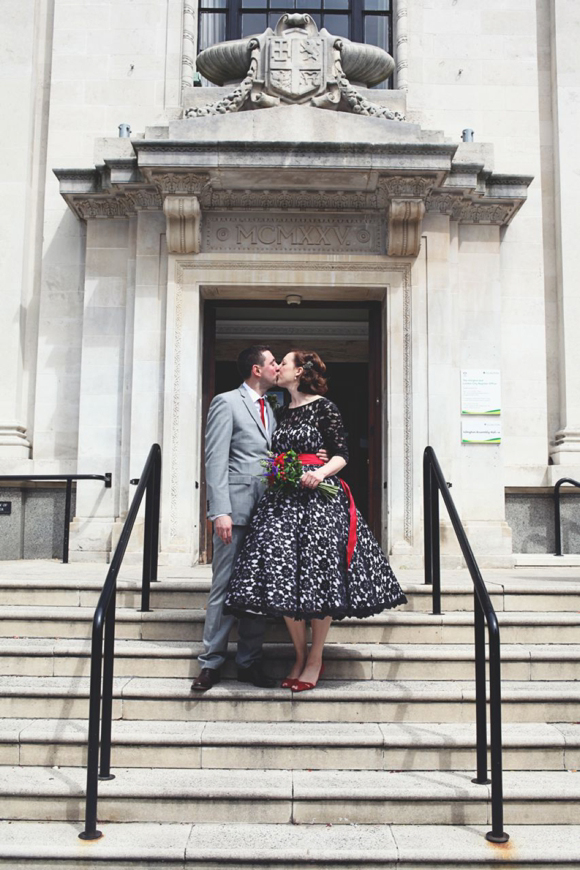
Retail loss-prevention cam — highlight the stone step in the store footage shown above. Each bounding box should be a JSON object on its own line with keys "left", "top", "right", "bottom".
{"left": 2, "top": 676, "right": 580, "bottom": 723}
{"left": 4, "top": 575, "right": 580, "bottom": 612}
{"left": 3, "top": 606, "right": 580, "bottom": 644}
{"left": 2, "top": 821, "right": 579, "bottom": 869}
{"left": 2, "top": 718, "right": 578, "bottom": 771}
{"left": 1, "top": 637, "right": 579, "bottom": 681}
{"left": 3, "top": 766, "right": 580, "bottom": 825}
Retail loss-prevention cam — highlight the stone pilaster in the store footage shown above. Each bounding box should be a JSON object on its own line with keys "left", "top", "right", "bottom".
{"left": 68, "top": 218, "right": 133, "bottom": 562}
{"left": 456, "top": 224, "right": 513, "bottom": 564}
{"left": 549, "top": 0, "right": 580, "bottom": 466}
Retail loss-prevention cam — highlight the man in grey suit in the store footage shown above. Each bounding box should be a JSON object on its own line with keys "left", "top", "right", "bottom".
{"left": 191, "top": 345, "right": 280, "bottom": 691}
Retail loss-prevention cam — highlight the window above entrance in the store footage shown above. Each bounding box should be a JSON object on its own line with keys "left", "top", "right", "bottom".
{"left": 198, "top": 0, "right": 393, "bottom": 87}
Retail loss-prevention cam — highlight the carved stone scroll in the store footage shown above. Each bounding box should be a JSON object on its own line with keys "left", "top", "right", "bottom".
{"left": 163, "top": 195, "right": 201, "bottom": 254}
{"left": 387, "top": 199, "right": 425, "bottom": 257}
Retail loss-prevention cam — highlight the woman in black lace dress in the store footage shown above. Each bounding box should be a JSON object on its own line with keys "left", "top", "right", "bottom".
{"left": 224, "top": 350, "right": 407, "bottom": 691}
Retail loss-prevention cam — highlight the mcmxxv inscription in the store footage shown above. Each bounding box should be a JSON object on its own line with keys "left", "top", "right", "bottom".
{"left": 204, "top": 213, "right": 384, "bottom": 254}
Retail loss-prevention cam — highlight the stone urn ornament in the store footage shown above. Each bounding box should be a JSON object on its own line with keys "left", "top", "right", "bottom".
{"left": 187, "top": 13, "right": 403, "bottom": 120}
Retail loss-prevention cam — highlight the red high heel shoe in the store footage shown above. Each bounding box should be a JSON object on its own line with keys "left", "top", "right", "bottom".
{"left": 292, "top": 663, "right": 325, "bottom": 693}
{"left": 281, "top": 677, "right": 298, "bottom": 689}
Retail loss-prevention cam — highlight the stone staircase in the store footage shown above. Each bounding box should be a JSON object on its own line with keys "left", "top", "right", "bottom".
{"left": 1, "top": 561, "right": 580, "bottom": 867}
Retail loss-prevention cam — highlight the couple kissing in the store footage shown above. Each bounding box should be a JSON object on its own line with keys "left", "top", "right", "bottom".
{"left": 191, "top": 345, "right": 406, "bottom": 693}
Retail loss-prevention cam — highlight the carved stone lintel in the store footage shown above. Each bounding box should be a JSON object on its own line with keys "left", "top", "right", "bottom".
{"left": 163, "top": 195, "right": 201, "bottom": 254}
{"left": 387, "top": 199, "right": 425, "bottom": 257}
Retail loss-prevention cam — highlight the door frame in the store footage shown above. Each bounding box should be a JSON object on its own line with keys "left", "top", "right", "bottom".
{"left": 199, "top": 298, "right": 384, "bottom": 561}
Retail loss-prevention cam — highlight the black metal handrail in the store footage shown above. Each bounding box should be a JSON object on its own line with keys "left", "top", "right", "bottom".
{"left": 554, "top": 477, "right": 580, "bottom": 557}
{"left": 0, "top": 473, "right": 111, "bottom": 563}
{"left": 79, "top": 444, "right": 161, "bottom": 841}
{"left": 423, "top": 446, "right": 508, "bottom": 844}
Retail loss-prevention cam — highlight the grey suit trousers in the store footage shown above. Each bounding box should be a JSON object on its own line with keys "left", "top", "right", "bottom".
{"left": 198, "top": 526, "right": 267, "bottom": 671}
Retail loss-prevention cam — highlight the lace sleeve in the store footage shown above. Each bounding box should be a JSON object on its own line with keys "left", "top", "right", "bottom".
{"left": 318, "top": 399, "right": 349, "bottom": 462}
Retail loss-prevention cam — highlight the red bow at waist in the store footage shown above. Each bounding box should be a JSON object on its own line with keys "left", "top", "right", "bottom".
{"left": 296, "top": 453, "right": 357, "bottom": 569}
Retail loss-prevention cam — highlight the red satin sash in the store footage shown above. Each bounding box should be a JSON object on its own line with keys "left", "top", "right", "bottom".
{"left": 296, "top": 453, "right": 357, "bottom": 569}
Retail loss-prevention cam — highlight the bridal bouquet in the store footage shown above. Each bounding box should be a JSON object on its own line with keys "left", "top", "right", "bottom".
{"left": 260, "top": 450, "right": 339, "bottom": 500}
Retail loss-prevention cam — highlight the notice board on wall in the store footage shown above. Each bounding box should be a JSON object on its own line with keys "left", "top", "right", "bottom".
{"left": 460, "top": 370, "right": 501, "bottom": 416}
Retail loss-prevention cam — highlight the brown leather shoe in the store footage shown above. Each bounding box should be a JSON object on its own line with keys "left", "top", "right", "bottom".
{"left": 191, "top": 668, "right": 221, "bottom": 692}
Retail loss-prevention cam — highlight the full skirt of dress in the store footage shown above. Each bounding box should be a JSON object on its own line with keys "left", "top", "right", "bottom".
{"left": 224, "top": 467, "right": 407, "bottom": 621}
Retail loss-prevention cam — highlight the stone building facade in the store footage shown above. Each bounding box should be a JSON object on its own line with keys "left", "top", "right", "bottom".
{"left": 1, "top": 0, "right": 579, "bottom": 565}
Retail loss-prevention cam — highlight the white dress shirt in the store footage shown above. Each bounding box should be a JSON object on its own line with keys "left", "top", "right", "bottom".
{"left": 241, "top": 381, "right": 270, "bottom": 431}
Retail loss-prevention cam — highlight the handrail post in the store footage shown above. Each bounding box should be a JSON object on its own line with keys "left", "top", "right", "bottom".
{"left": 99, "top": 586, "right": 117, "bottom": 780}
{"left": 554, "top": 481, "right": 563, "bottom": 556}
{"left": 431, "top": 475, "right": 441, "bottom": 616}
{"left": 141, "top": 481, "right": 153, "bottom": 613}
{"left": 79, "top": 624, "right": 105, "bottom": 841}
{"left": 423, "top": 450, "right": 433, "bottom": 587}
{"left": 63, "top": 479, "right": 73, "bottom": 564}
{"left": 472, "top": 594, "right": 489, "bottom": 785}
{"left": 141, "top": 475, "right": 154, "bottom": 613}
{"left": 486, "top": 624, "right": 509, "bottom": 843}
{"left": 140, "top": 448, "right": 162, "bottom": 614}
{"left": 151, "top": 451, "right": 161, "bottom": 584}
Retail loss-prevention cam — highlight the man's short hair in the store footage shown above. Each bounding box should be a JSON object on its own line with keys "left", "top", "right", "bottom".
{"left": 237, "top": 345, "right": 272, "bottom": 380}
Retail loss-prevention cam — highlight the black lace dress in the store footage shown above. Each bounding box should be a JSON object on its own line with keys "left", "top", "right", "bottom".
{"left": 224, "top": 397, "right": 407, "bottom": 621}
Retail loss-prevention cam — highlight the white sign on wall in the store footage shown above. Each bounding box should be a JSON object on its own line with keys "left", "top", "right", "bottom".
{"left": 461, "top": 418, "right": 502, "bottom": 444}
{"left": 461, "top": 370, "right": 501, "bottom": 415}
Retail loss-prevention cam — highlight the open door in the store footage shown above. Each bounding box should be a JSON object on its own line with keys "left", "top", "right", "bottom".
{"left": 199, "top": 299, "right": 384, "bottom": 563}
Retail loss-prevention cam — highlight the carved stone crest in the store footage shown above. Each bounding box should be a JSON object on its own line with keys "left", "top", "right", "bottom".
{"left": 267, "top": 23, "right": 325, "bottom": 102}
{"left": 187, "top": 14, "right": 403, "bottom": 120}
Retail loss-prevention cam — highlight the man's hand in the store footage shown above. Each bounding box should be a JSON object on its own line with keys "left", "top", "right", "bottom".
{"left": 316, "top": 448, "right": 329, "bottom": 463}
{"left": 215, "top": 515, "right": 233, "bottom": 545}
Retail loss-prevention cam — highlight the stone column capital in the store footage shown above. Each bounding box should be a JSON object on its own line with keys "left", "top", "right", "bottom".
{"left": 387, "top": 198, "right": 425, "bottom": 258}
{"left": 163, "top": 195, "right": 201, "bottom": 254}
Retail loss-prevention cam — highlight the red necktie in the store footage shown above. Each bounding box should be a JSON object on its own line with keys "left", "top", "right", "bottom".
{"left": 258, "top": 398, "right": 266, "bottom": 428}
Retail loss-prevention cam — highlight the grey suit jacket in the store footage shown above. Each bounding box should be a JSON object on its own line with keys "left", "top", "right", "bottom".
{"left": 205, "top": 385, "right": 277, "bottom": 526}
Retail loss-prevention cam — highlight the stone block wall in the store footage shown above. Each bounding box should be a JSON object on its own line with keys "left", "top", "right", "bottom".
{"left": 506, "top": 491, "right": 580, "bottom": 555}
{"left": 0, "top": 485, "right": 76, "bottom": 560}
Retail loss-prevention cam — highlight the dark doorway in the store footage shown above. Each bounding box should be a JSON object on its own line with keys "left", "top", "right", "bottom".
{"left": 201, "top": 300, "right": 382, "bottom": 562}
